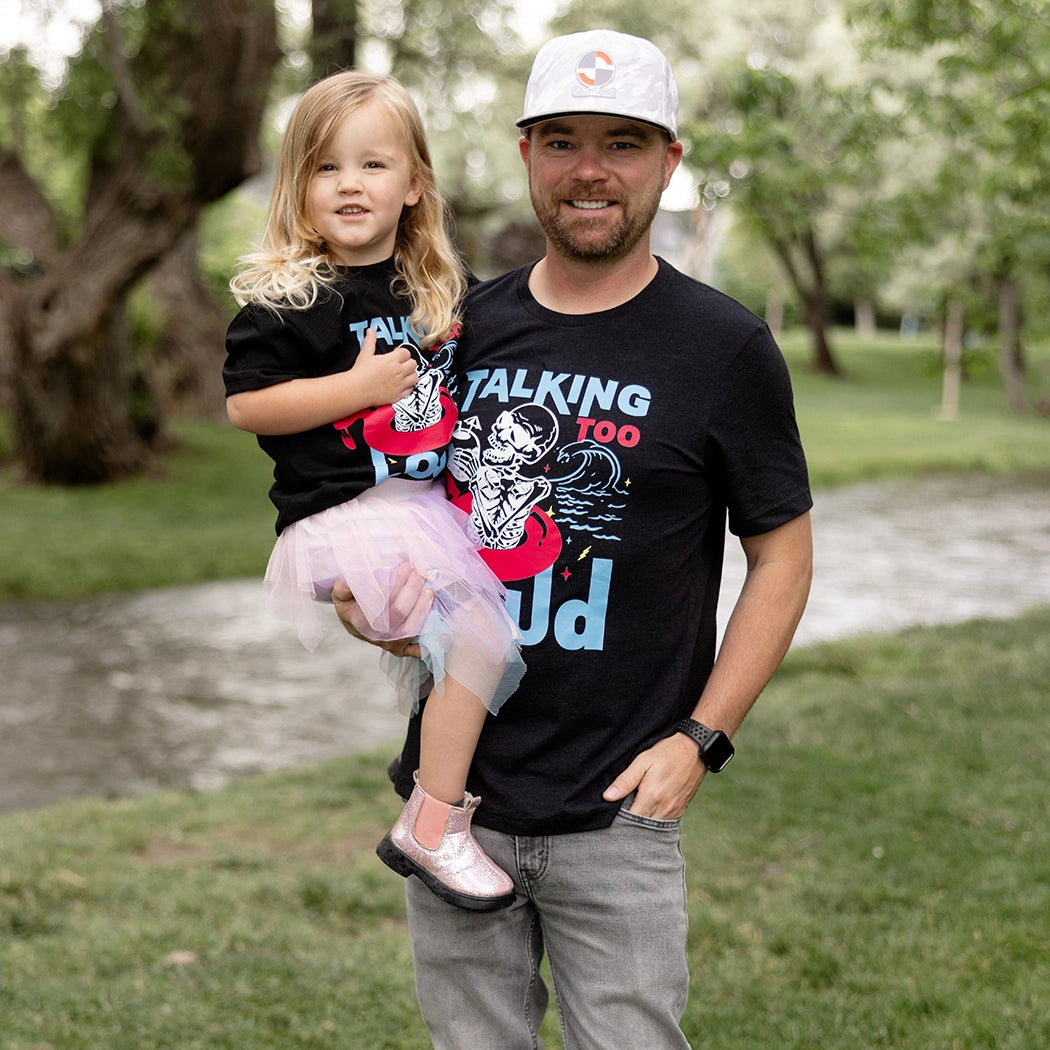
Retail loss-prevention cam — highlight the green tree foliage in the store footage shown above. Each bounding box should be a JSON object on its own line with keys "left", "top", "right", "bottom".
{"left": 672, "top": 2, "right": 899, "bottom": 374}
{"left": 688, "top": 65, "right": 898, "bottom": 374}
{"left": 848, "top": 0, "right": 1050, "bottom": 410}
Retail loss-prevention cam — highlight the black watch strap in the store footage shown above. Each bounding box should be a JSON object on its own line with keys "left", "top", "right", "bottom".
{"left": 673, "top": 718, "right": 734, "bottom": 773}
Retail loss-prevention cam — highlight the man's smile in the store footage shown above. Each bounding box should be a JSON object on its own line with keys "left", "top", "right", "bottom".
{"left": 569, "top": 199, "right": 614, "bottom": 210}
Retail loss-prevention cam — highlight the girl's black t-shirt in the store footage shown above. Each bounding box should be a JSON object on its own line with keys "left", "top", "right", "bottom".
{"left": 223, "top": 259, "right": 458, "bottom": 534}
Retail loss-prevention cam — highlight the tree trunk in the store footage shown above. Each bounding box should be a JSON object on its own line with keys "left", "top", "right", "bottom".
{"left": 997, "top": 273, "right": 1026, "bottom": 414}
{"left": 855, "top": 297, "right": 876, "bottom": 338}
{"left": 938, "top": 296, "right": 964, "bottom": 422}
{"left": 311, "top": 0, "right": 359, "bottom": 75}
{"left": 769, "top": 228, "right": 842, "bottom": 376}
{"left": 803, "top": 293, "right": 840, "bottom": 376}
{"left": 2, "top": 0, "right": 279, "bottom": 484}
{"left": 9, "top": 169, "right": 199, "bottom": 481}
{"left": 800, "top": 228, "right": 841, "bottom": 376}
{"left": 147, "top": 228, "right": 231, "bottom": 420}
{"left": 10, "top": 291, "right": 144, "bottom": 483}
{"left": 765, "top": 292, "right": 785, "bottom": 339}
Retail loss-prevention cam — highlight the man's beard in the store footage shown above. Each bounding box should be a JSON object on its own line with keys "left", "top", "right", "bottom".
{"left": 530, "top": 184, "right": 662, "bottom": 264}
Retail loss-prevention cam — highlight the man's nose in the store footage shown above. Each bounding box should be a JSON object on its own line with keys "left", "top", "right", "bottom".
{"left": 570, "top": 146, "right": 608, "bottom": 180}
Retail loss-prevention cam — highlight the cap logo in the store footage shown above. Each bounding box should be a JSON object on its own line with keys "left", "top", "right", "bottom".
{"left": 574, "top": 49, "right": 616, "bottom": 95}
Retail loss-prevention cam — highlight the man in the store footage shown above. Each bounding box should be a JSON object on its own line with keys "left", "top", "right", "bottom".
{"left": 336, "top": 28, "right": 813, "bottom": 1049}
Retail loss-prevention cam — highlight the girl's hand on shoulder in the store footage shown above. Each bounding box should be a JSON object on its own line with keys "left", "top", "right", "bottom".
{"left": 350, "top": 328, "right": 418, "bottom": 407}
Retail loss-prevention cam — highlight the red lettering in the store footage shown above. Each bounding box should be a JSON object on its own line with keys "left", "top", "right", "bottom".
{"left": 575, "top": 418, "right": 642, "bottom": 448}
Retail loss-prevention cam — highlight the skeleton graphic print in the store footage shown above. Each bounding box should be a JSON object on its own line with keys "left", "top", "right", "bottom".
{"left": 332, "top": 328, "right": 459, "bottom": 472}
{"left": 447, "top": 401, "right": 630, "bottom": 586}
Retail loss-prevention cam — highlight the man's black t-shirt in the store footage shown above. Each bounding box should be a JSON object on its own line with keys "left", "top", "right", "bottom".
{"left": 393, "top": 258, "right": 812, "bottom": 835}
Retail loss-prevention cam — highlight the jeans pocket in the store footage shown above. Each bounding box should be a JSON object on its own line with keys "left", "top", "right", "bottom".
{"left": 614, "top": 800, "right": 681, "bottom": 832}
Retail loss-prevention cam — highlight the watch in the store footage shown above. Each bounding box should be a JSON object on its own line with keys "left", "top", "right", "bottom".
{"left": 674, "top": 719, "right": 735, "bottom": 773}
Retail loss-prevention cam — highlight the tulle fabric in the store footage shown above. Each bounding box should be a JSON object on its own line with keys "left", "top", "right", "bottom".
{"left": 264, "top": 478, "right": 524, "bottom": 715}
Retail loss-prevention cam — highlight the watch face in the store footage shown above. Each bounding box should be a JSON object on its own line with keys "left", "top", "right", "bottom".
{"left": 702, "top": 731, "right": 734, "bottom": 772}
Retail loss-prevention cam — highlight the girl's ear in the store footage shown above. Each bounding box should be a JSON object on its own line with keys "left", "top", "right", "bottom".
{"left": 405, "top": 172, "right": 423, "bottom": 207}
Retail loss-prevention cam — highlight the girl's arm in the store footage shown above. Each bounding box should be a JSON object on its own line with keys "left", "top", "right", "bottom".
{"left": 227, "top": 328, "right": 418, "bottom": 436}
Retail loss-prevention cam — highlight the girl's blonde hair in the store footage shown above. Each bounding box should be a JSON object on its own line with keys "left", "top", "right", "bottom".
{"left": 230, "top": 71, "right": 466, "bottom": 347}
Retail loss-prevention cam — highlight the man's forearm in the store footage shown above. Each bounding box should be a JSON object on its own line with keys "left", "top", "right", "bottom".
{"left": 691, "top": 512, "right": 813, "bottom": 735}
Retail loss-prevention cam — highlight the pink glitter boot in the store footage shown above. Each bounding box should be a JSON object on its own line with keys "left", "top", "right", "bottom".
{"left": 376, "top": 772, "right": 515, "bottom": 911}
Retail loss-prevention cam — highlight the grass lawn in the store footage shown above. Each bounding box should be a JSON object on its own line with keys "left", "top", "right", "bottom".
{"left": 0, "top": 420, "right": 276, "bottom": 600}
{"left": 781, "top": 329, "right": 1050, "bottom": 484}
{"left": 1, "top": 608, "right": 1047, "bottom": 1049}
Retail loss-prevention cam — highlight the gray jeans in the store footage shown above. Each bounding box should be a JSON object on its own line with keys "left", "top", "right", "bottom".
{"left": 405, "top": 802, "right": 692, "bottom": 1050}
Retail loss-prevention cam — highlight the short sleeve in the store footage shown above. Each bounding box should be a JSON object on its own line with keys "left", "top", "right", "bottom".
{"left": 223, "top": 305, "right": 310, "bottom": 397}
{"left": 707, "top": 326, "right": 812, "bottom": 537}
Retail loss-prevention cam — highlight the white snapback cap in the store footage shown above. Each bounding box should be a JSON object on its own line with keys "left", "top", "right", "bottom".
{"left": 517, "top": 29, "right": 679, "bottom": 139}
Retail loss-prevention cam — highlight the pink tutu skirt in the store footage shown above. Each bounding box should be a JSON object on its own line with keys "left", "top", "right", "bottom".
{"left": 264, "top": 478, "right": 524, "bottom": 715}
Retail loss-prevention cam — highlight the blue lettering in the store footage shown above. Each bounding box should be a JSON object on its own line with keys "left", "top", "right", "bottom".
{"left": 392, "top": 315, "right": 421, "bottom": 343}
{"left": 506, "top": 559, "right": 612, "bottom": 651}
{"left": 371, "top": 317, "right": 395, "bottom": 343}
{"left": 478, "top": 370, "right": 511, "bottom": 402}
{"left": 370, "top": 447, "right": 390, "bottom": 484}
{"left": 532, "top": 371, "right": 571, "bottom": 414}
{"left": 458, "top": 369, "right": 651, "bottom": 419}
{"left": 459, "top": 368, "right": 536, "bottom": 410}
{"left": 370, "top": 448, "right": 447, "bottom": 483}
{"left": 578, "top": 377, "right": 617, "bottom": 417}
{"left": 404, "top": 449, "right": 446, "bottom": 480}
{"left": 509, "top": 369, "right": 535, "bottom": 400}
{"left": 554, "top": 558, "right": 610, "bottom": 650}
{"left": 347, "top": 315, "right": 417, "bottom": 347}
{"left": 619, "top": 384, "right": 650, "bottom": 416}
{"left": 506, "top": 570, "right": 551, "bottom": 646}
{"left": 460, "top": 370, "right": 488, "bottom": 412}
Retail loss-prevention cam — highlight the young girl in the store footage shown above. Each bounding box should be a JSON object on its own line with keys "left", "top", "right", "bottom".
{"left": 223, "top": 71, "right": 524, "bottom": 912}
